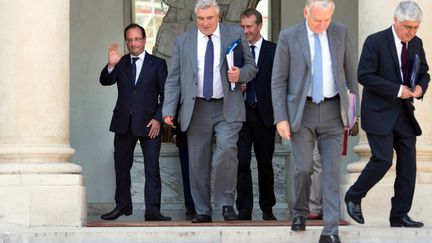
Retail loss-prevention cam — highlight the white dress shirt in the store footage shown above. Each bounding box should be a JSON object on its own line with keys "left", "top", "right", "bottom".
{"left": 130, "top": 51, "right": 146, "bottom": 84}
{"left": 196, "top": 24, "right": 223, "bottom": 98}
{"left": 306, "top": 22, "right": 338, "bottom": 98}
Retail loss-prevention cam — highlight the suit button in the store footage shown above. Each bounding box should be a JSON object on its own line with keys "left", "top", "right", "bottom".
{"left": 133, "top": 90, "right": 136, "bottom": 94}
{"left": 192, "top": 97, "right": 195, "bottom": 100}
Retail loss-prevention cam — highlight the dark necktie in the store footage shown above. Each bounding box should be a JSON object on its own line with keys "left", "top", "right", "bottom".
{"left": 246, "top": 45, "right": 256, "bottom": 106}
{"left": 131, "top": 57, "right": 139, "bottom": 85}
{"left": 401, "top": 41, "right": 408, "bottom": 86}
{"left": 312, "top": 33, "right": 323, "bottom": 104}
{"left": 203, "top": 35, "right": 214, "bottom": 100}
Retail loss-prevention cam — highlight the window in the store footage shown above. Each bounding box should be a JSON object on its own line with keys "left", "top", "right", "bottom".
{"left": 132, "top": 0, "right": 168, "bottom": 54}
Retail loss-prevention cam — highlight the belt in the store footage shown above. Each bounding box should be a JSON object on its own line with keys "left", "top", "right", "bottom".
{"left": 196, "top": 97, "right": 223, "bottom": 101}
{"left": 306, "top": 94, "right": 340, "bottom": 102}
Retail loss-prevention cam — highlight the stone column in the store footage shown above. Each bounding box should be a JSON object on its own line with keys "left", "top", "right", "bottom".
{"left": 0, "top": 0, "right": 86, "bottom": 227}
{"left": 342, "top": 0, "right": 432, "bottom": 226}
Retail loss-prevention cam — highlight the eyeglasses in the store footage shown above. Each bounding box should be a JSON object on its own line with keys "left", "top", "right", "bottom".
{"left": 126, "top": 37, "right": 144, "bottom": 44}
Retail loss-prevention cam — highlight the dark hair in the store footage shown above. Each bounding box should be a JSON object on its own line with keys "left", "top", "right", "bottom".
{"left": 240, "top": 8, "right": 263, "bottom": 25}
{"left": 124, "top": 23, "right": 146, "bottom": 40}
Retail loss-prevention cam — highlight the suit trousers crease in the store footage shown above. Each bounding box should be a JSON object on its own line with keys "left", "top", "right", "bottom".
{"left": 113, "top": 130, "right": 162, "bottom": 213}
{"left": 347, "top": 105, "right": 417, "bottom": 218}
{"left": 291, "top": 99, "right": 343, "bottom": 235}
{"left": 236, "top": 106, "right": 276, "bottom": 215}
{"left": 187, "top": 99, "right": 242, "bottom": 215}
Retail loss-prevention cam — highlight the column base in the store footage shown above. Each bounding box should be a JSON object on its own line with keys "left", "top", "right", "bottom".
{"left": 0, "top": 163, "right": 86, "bottom": 227}
{"left": 341, "top": 172, "right": 432, "bottom": 226}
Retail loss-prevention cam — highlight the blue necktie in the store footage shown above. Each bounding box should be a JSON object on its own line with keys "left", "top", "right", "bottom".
{"left": 246, "top": 45, "right": 256, "bottom": 106}
{"left": 131, "top": 57, "right": 139, "bottom": 85}
{"left": 312, "top": 34, "right": 323, "bottom": 104}
{"left": 203, "top": 35, "right": 214, "bottom": 100}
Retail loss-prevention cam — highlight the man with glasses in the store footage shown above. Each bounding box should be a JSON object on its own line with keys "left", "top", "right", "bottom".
{"left": 345, "top": 0, "right": 429, "bottom": 228}
{"left": 99, "top": 23, "right": 171, "bottom": 221}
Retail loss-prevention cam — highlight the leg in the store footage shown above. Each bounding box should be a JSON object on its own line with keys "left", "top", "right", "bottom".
{"left": 252, "top": 123, "right": 276, "bottom": 214}
{"left": 236, "top": 122, "right": 254, "bottom": 219}
{"left": 309, "top": 142, "right": 322, "bottom": 216}
{"left": 113, "top": 132, "right": 138, "bottom": 210}
{"left": 316, "top": 103, "right": 344, "bottom": 235}
{"left": 391, "top": 106, "right": 417, "bottom": 218}
{"left": 186, "top": 99, "right": 216, "bottom": 216}
{"left": 139, "top": 135, "right": 162, "bottom": 213}
{"left": 179, "top": 145, "right": 195, "bottom": 211}
{"left": 213, "top": 119, "right": 243, "bottom": 207}
{"left": 346, "top": 133, "right": 394, "bottom": 202}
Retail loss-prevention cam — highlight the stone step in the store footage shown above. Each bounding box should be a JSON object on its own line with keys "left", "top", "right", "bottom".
{"left": 1, "top": 225, "right": 431, "bottom": 243}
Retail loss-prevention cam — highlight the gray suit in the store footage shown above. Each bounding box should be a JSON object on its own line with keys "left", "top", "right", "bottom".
{"left": 163, "top": 23, "right": 257, "bottom": 215}
{"left": 272, "top": 21, "right": 359, "bottom": 235}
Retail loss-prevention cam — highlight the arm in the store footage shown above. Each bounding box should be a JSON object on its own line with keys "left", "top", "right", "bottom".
{"left": 413, "top": 38, "right": 430, "bottom": 99}
{"left": 271, "top": 30, "right": 290, "bottom": 125}
{"left": 357, "top": 37, "right": 402, "bottom": 102}
{"left": 100, "top": 43, "right": 123, "bottom": 86}
{"left": 162, "top": 38, "right": 181, "bottom": 126}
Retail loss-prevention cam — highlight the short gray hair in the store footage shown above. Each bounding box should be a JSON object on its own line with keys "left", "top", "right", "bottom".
{"left": 195, "top": 0, "right": 220, "bottom": 14}
{"left": 305, "top": 0, "right": 335, "bottom": 14}
{"left": 394, "top": 1, "right": 423, "bottom": 22}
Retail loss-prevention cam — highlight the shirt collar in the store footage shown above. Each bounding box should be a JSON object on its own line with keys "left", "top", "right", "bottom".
{"left": 249, "top": 36, "right": 263, "bottom": 49}
{"left": 305, "top": 20, "right": 327, "bottom": 38}
{"left": 130, "top": 51, "right": 146, "bottom": 61}
{"left": 391, "top": 25, "right": 404, "bottom": 46}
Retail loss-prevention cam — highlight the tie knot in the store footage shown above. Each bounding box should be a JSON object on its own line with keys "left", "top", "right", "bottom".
{"left": 207, "top": 35, "right": 212, "bottom": 40}
{"left": 132, "top": 57, "right": 139, "bottom": 63}
{"left": 401, "top": 41, "right": 407, "bottom": 48}
{"left": 250, "top": 45, "right": 255, "bottom": 50}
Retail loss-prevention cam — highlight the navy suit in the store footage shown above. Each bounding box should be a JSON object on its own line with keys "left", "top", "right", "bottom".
{"left": 236, "top": 39, "right": 276, "bottom": 218}
{"left": 100, "top": 52, "right": 167, "bottom": 213}
{"left": 346, "top": 27, "right": 430, "bottom": 218}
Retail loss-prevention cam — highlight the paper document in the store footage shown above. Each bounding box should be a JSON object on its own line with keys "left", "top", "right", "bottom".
{"left": 226, "top": 39, "right": 241, "bottom": 91}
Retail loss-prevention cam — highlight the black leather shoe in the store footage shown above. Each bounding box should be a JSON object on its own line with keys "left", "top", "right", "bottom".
{"left": 185, "top": 208, "right": 197, "bottom": 221}
{"left": 319, "top": 234, "right": 341, "bottom": 243}
{"left": 345, "top": 194, "right": 364, "bottom": 224}
{"left": 390, "top": 215, "right": 424, "bottom": 228}
{"left": 192, "top": 214, "right": 212, "bottom": 223}
{"left": 291, "top": 216, "right": 306, "bottom": 231}
{"left": 222, "top": 206, "right": 238, "bottom": 221}
{"left": 144, "top": 212, "right": 172, "bottom": 221}
{"left": 262, "top": 211, "right": 277, "bottom": 221}
{"left": 101, "top": 206, "right": 132, "bottom": 220}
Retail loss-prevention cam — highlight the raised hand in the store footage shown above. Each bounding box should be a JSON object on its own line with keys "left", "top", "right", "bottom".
{"left": 108, "top": 42, "right": 122, "bottom": 69}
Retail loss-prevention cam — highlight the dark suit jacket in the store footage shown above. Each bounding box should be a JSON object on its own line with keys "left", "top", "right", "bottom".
{"left": 254, "top": 40, "right": 276, "bottom": 127}
{"left": 100, "top": 52, "right": 167, "bottom": 137}
{"left": 358, "top": 27, "right": 430, "bottom": 135}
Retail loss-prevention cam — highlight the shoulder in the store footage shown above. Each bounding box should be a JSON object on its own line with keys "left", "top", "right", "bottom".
{"left": 262, "top": 40, "right": 276, "bottom": 51}
{"left": 365, "top": 28, "right": 390, "bottom": 43}
{"left": 146, "top": 53, "right": 167, "bottom": 66}
{"left": 279, "top": 22, "right": 303, "bottom": 38}
{"left": 220, "top": 23, "right": 242, "bottom": 35}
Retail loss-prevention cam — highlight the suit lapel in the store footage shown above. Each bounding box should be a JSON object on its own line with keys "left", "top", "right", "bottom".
{"left": 257, "top": 40, "right": 266, "bottom": 68}
{"left": 327, "top": 24, "right": 339, "bottom": 83}
{"left": 187, "top": 29, "right": 198, "bottom": 78}
{"left": 219, "top": 23, "right": 229, "bottom": 68}
{"left": 136, "top": 52, "right": 151, "bottom": 86}
{"left": 386, "top": 27, "right": 403, "bottom": 83}
{"left": 297, "top": 22, "right": 311, "bottom": 69}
